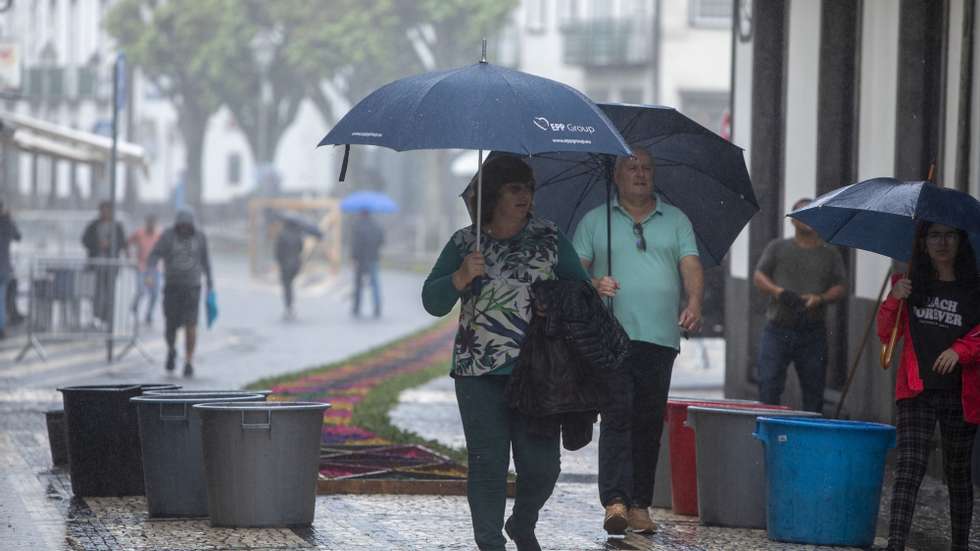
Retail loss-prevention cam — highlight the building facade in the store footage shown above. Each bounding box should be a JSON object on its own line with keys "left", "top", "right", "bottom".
{"left": 725, "top": 0, "right": 980, "bottom": 421}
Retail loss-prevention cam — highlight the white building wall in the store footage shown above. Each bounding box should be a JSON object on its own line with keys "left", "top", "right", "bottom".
{"left": 658, "top": 0, "right": 731, "bottom": 111}
{"left": 855, "top": 0, "right": 900, "bottom": 299}
{"left": 782, "top": 0, "right": 821, "bottom": 235}
{"left": 972, "top": 1, "right": 980, "bottom": 198}
{"left": 944, "top": 0, "right": 965, "bottom": 188}
{"left": 728, "top": 9, "right": 751, "bottom": 280}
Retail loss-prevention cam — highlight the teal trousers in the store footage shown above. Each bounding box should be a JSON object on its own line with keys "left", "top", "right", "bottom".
{"left": 455, "top": 375, "right": 561, "bottom": 551}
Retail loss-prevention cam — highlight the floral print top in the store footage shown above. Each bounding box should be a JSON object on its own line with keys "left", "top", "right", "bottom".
{"left": 422, "top": 216, "right": 588, "bottom": 376}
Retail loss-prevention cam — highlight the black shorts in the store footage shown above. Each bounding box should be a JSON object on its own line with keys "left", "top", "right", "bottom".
{"left": 163, "top": 285, "right": 201, "bottom": 329}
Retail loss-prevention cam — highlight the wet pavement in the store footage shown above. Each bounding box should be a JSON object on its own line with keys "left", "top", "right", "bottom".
{"left": 1, "top": 257, "right": 976, "bottom": 550}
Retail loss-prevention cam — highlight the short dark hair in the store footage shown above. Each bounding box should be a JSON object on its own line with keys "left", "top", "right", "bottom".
{"left": 467, "top": 156, "right": 534, "bottom": 226}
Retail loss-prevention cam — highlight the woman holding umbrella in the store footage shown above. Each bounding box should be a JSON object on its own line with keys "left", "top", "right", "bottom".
{"left": 422, "top": 156, "right": 589, "bottom": 551}
{"left": 878, "top": 222, "right": 980, "bottom": 551}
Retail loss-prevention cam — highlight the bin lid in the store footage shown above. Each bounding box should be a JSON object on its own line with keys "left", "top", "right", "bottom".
{"left": 687, "top": 406, "right": 821, "bottom": 418}
{"left": 192, "top": 401, "right": 330, "bottom": 412}
{"left": 144, "top": 389, "right": 272, "bottom": 397}
{"left": 58, "top": 384, "right": 142, "bottom": 393}
{"left": 131, "top": 393, "right": 267, "bottom": 405}
{"left": 756, "top": 417, "right": 896, "bottom": 432}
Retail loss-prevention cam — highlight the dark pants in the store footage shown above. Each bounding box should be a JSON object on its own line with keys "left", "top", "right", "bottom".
{"left": 757, "top": 322, "right": 827, "bottom": 413}
{"left": 455, "top": 375, "right": 560, "bottom": 551}
{"left": 280, "top": 266, "right": 298, "bottom": 309}
{"left": 92, "top": 266, "right": 118, "bottom": 323}
{"left": 352, "top": 261, "right": 381, "bottom": 317}
{"left": 888, "top": 390, "right": 977, "bottom": 551}
{"left": 163, "top": 285, "right": 200, "bottom": 349}
{"left": 598, "top": 340, "right": 677, "bottom": 508}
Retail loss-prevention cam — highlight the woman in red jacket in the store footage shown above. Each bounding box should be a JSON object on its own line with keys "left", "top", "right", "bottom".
{"left": 878, "top": 221, "right": 980, "bottom": 551}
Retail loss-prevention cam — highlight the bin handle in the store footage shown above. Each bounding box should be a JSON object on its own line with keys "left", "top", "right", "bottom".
{"left": 241, "top": 410, "right": 272, "bottom": 431}
{"left": 159, "top": 403, "right": 188, "bottom": 422}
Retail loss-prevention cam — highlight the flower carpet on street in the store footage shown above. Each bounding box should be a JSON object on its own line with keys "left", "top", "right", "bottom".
{"left": 267, "top": 318, "right": 462, "bottom": 482}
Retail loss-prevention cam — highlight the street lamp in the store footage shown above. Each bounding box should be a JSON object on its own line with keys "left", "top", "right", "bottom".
{"left": 249, "top": 28, "right": 281, "bottom": 172}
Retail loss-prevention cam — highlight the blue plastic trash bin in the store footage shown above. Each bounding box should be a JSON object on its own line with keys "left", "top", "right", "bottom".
{"left": 754, "top": 417, "right": 896, "bottom": 547}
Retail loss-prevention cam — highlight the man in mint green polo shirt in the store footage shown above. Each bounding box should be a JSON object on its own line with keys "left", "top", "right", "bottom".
{"left": 573, "top": 147, "right": 703, "bottom": 535}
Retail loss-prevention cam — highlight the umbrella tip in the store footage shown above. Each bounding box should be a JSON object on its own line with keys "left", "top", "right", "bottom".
{"left": 480, "top": 38, "right": 487, "bottom": 63}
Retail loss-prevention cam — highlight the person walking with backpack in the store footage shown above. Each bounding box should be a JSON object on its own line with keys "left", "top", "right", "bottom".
{"left": 147, "top": 209, "right": 213, "bottom": 376}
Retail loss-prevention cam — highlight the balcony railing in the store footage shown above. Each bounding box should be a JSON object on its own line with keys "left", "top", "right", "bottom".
{"left": 562, "top": 17, "right": 652, "bottom": 68}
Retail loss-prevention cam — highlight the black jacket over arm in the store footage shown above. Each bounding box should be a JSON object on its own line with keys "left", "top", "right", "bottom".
{"left": 506, "top": 279, "right": 630, "bottom": 450}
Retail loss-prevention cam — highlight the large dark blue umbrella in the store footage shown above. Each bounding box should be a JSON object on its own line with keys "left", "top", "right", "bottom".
{"left": 788, "top": 178, "right": 980, "bottom": 268}
{"left": 492, "top": 103, "right": 757, "bottom": 268}
{"left": 318, "top": 46, "right": 631, "bottom": 250}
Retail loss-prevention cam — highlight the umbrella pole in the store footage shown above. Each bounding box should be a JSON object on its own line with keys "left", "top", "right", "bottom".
{"left": 605, "top": 159, "right": 614, "bottom": 309}
{"left": 880, "top": 299, "right": 903, "bottom": 370}
{"left": 476, "top": 149, "right": 484, "bottom": 253}
{"left": 833, "top": 269, "right": 891, "bottom": 418}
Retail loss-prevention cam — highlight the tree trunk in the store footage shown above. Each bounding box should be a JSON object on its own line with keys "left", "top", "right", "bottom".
{"left": 180, "top": 114, "right": 207, "bottom": 212}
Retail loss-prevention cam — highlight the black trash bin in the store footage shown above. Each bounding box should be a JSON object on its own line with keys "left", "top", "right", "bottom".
{"left": 58, "top": 384, "right": 178, "bottom": 496}
{"left": 44, "top": 409, "right": 68, "bottom": 466}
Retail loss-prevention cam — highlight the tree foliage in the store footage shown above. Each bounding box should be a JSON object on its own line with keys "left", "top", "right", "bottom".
{"left": 105, "top": 0, "right": 518, "bottom": 206}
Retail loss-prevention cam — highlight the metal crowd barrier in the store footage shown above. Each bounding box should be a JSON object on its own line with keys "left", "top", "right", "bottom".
{"left": 16, "top": 257, "right": 150, "bottom": 363}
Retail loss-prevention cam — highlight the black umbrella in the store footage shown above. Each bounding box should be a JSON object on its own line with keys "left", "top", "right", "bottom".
{"left": 265, "top": 209, "right": 323, "bottom": 239}
{"left": 503, "top": 103, "right": 758, "bottom": 269}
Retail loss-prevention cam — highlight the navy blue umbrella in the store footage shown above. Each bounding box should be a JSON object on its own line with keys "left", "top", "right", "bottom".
{"left": 318, "top": 45, "right": 630, "bottom": 250}
{"left": 788, "top": 177, "right": 980, "bottom": 268}
{"left": 495, "top": 103, "right": 757, "bottom": 268}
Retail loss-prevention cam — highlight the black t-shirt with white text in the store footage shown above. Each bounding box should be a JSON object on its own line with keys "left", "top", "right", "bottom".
{"left": 909, "top": 281, "right": 980, "bottom": 390}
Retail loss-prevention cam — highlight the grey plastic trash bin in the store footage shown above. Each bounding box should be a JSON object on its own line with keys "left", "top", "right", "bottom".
{"left": 131, "top": 391, "right": 266, "bottom": 517}
{"left": 686, "top": 406, "right": 821, "bottom": 528}
{"left": 194, "top": 401, "right": 330, "bottom": 527}
{"left": 652, "top": 396, "right": 761, "bottom": 508}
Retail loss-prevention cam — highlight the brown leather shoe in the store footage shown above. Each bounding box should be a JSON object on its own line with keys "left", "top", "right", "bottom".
{"left": 628, "top": 507, "right": 657, "bottom": 534}
{"left": 603, "top": 502, "right": 628, "bottom": 535}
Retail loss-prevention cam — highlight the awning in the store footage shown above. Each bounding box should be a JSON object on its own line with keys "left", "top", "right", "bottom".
{"left": 0, "top": 110, "right": 147, "bottom": 169}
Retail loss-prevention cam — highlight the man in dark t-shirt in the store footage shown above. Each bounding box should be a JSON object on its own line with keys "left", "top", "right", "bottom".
{"left": 753, "top": 198, "right": 848, "bottom": 412}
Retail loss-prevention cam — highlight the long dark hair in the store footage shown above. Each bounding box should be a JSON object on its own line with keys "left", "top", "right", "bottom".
{"left": 908, "top": 221, "right": 979, "bottom": 306}
{"left": 467, "top": 156, "right": 534, "bottom": 227}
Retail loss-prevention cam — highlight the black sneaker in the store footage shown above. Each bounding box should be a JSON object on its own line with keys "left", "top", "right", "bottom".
{"left": 504, "top": 516, "right": 541, "bottom": 551}
{"left": 165, "top": 349, "right": 176, "bottom": 372}
{"left": 183, "top": 362, "right": 194, "bottom": 377}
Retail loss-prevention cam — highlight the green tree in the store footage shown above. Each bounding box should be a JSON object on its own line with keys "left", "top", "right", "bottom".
{"left": 105, "top": 0, "right": 227, "bottom": 209}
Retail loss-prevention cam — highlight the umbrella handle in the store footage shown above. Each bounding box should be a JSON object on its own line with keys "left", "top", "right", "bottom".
{"left": 879, "top": 299, "right": 903, "bottom": 370}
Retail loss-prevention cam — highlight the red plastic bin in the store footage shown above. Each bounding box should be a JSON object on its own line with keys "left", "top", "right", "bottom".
{"left": 666, "top": 399, "right": 790, "bottom": 516}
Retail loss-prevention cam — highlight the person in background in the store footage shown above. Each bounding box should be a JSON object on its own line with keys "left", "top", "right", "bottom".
{"left": 572, "top": 147, "right": 703, "bottom": 535}
{"left": 147, "top": 209, "right": 213, "bottom": 377}
{"left": 350, "top": 209, "right": 384, "bottom": 318}
{"left": 879, "top": 221, "right": 980, "bottom": 551}
{"left": 275, "top": 219, "right": 304, "bottom": 320}
{"left": 0, "top": 200, "right": 21, "bottom": 339}
{"left": 128, "top": 214, "right": 162, "bottom": 325}
{"left": 422, "top": 156, "right": 589, "bottom": 551}
{"left": 81, "top": 201, "right": 127, "bottom": 326}
{"left": 753, "top": 198, "right": 847, "bottom": 413}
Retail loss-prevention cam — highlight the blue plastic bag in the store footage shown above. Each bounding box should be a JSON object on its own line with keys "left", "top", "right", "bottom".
{"left": 206, "top": 290, "right": 218, "bottom": 329}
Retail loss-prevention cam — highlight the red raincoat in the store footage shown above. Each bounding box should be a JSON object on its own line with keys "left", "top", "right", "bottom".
{"left": 877, "top": 274, "right": 980, "bottom": 423}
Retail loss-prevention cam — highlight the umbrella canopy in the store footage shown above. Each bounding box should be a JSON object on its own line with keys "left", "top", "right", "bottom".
{"left": 340, "top": 190, "right": 399, "bottom": 214}
{"left": 487, "top": 103, "right": 757, "bottom": 268}
{"left": 788, "top": 177, "right": 980, "bottom": 268}
{"left": 318, "top": 61, "right": 630, "bottom": 158}
{"left": 266, "top": 209, "right": 324, "bottom": 239}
